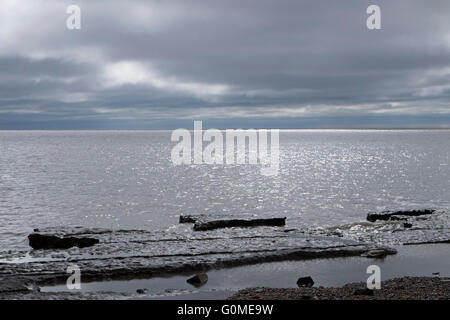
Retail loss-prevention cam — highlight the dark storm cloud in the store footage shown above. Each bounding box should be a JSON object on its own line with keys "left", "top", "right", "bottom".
{"left": 0, "top": 0, "right": 450, "bottom": 128}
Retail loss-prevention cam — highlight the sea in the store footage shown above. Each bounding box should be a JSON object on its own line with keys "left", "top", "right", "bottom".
{"left": 0, "top": 129, "right": 449, "bottom": 253}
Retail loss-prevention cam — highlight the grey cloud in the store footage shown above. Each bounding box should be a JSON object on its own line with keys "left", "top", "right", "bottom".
{"left": 0, "top": 0, "right": 450, "bottom": 128}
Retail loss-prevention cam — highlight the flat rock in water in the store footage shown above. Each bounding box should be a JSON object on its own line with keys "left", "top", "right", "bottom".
{"left": 193, "top": 218, "right": 286, "bottom": 231}
{"left": 28, "top": 233, "right": 99, "bottom": 250}
{"left": 366, "top": 209, "right": 435, "bottom": 222}
{"left": 0, "top": 226, "right": 397, "bottom": 288}
{"left": 180, "top": 215, "right": 286, "bottom": 231}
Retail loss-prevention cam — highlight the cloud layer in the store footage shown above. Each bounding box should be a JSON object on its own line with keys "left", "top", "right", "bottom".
{"left": 1, "top": 0, "right": 450, "bottom": 128}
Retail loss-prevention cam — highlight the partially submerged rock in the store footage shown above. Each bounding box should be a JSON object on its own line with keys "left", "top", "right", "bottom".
{"left": 28, "top": 233, "right": 99, "bottom": 250}
{"left": 194, "top": 218, "right": 286, "bottom": 231}
{"left": 180, "top": 215, "right": 287, "bottom": 231}
{"left": 136, "top": 288, "right": 148, "bottom": 294}
{"left": 366, "top": 209, "right": 435, "bottom": 223}
{"left": 186, "top": 273, "right": 208, "bottom": 288}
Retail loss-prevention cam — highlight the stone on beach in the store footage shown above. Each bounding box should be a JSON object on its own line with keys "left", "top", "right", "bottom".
{"left": 186, "top": 273, "right": 208, "bottom": 287}
{"left": 296, "top": 276, "right": 314, "bottom": 288}
{"left": 28, "top": 233, "right": 99, "bottom": 250}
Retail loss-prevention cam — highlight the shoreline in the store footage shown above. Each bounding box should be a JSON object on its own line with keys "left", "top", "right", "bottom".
{"left": 1, "top": 210, "right": 448, "bottom": 300}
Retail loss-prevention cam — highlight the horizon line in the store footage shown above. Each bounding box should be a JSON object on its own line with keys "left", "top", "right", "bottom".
{"left": 0, "top": 128, "right": 449, "bottom": 131}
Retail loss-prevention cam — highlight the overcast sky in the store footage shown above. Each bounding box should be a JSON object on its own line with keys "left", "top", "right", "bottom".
{"left": 1, "top": 0, "right": 450, "bottom": 129}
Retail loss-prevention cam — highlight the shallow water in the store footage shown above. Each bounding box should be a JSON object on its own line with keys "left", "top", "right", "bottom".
{"left": 0, "top": 130, "right": 449, "bottom": 254}
{"left": 40, "top": 244, "right": 449, "bottom": 299}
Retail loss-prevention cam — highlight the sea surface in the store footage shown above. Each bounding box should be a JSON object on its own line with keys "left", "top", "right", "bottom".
{"left": 0, "top": 130, "right": 449, "bottom": 254}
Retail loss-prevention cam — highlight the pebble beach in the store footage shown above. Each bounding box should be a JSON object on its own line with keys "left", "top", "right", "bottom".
{"left": 228, "top": 277, "right": 450, "bottom": 300}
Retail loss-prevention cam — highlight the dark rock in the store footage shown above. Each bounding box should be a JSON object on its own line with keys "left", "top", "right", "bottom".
{"left": 296, "top": 276, "right": 314, "bottom": 287}
{"left": 403, "top": 223, "right": 413, "bottom": 228}
{"left": 193, "top": 217, "right": 286, "bottom": 231}
{"left": 179, "top": 215, "right": 204, "bottom": 223}
{"left": 136, "top": 288, "right": 148, "bottom": 294}
{"left": 28, "top": 233, "right": 99, "bottom": 250}
{"left": 353, "top": 288, "right": 374, "bottom": 296}
{"left": 366, "top": 209, "right": 435, "bottom": 222}
{"left": 186, "top": 273, "right": 208, "bottom": 288}
{"left": 180, "top": 215, "right": 287, "bottom": 231}
{"left": 75, "top": 237, "right": 99, "bottom": 248}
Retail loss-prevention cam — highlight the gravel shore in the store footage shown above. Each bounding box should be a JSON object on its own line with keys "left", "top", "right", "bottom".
{"left": 228, "top": 277, "right": 450, "bottom": 300}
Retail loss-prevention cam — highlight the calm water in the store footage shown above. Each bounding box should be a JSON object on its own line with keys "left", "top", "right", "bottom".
{"left": 0, "top": 130, "right": 449, "bottom": 252}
